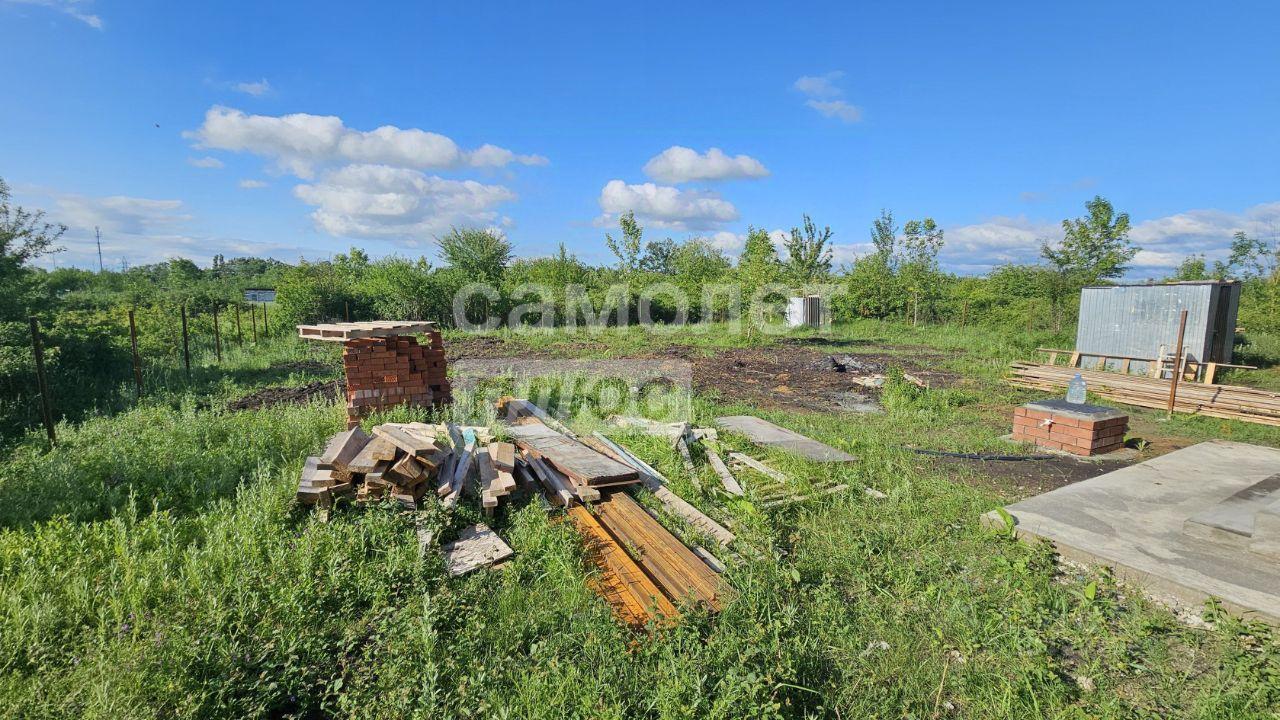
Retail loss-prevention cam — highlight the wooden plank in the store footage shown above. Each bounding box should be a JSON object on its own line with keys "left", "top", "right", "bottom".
{"left": 477, "top": 448, "right": 499, "bottom": 514}
{"left": 591, "top": 432, "right": 737, "bottom": 547}
{"left": 319, "top": 427, "right": 370, "bottom": 470}
{"left": 434, "top": 451, "right": 457, "bottom": 497}
{"left": 565, "top": 505, "right": 678, "bottom": 628}
{"left": 715, "top": 416, "right": 857, "bottom": 463}
{"left": 297, "top": 320, "right": 438, "bottom": 342}
{"left": 523, "top": 452, "right": 571, "bottom": 506}
{"left": 507, "top": 422, "right": 638, "bottom": 486}
{"left": 388, "top": 454, "right": 426, "bottom": 487}
{"left": 592, "top": 492, "right": 730, "bottom": 611}
{"left": 441, "top": 524, "right": 513, "bottom": 577}
{"left": 347, "top": 436, "right": 398, "bottom": 473}
{"left": 374, "top": 424, "right": 439, "bottom": 457}
{"left": 728, "top": 452, "right": 789, "bottom": 484}
{"left": 702, "top": 439, "right": 743, "bottom": 496}
{"left": 490, "top": 441, "right": 516, "bottom": 472}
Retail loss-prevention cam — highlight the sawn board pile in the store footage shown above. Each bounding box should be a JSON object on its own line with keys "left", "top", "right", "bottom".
{"left": 1008, "top": 362, "right": 1280, "bottom": 427}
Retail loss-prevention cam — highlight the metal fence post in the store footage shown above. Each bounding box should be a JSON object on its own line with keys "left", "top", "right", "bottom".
{"left": 28, "top": 317, "right": 56, "bottom": 443}
{"left": 235, "top": 305, "right": 243, "bottom": 346}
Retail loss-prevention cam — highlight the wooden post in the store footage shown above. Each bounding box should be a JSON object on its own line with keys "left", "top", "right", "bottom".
{"left": 234, "top": 305, "right": 243, "bottom": 346}
{"left": 960, "top": 301, "right": 968, "bottom": 327}
{"left": 1167, "top": 309, "right": 1189, "bottom": 418}
{"left": 212, "top": 305, "right": 222, "bottom": 362}
{"left": 345, "top": 301, "right": 350, "bottom": 322}
{"left": 250, "top": 305, "right": 258, "bottom": 342}
{"left": 28, "top": 317, "right": 56, "bottom": 443}
{"left": 261, "top": 302, "right": 268, "bottom": 337}
{"left": 128, "top": 309, "right": 143, "bottom": 397}
{"left": 180, "top": 305, "right": 191, "bottom": 378}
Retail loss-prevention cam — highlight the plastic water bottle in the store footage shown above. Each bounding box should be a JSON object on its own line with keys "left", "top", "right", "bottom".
{"left": 1066, "top": 373, "right": 1087, "bottom": 404}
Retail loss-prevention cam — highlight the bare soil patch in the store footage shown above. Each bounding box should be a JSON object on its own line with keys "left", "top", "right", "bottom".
{"left": 648, "top": 345, "right": 959, "bottom": 414}
{"left": 924, "top": 453, "right": 1134, "bottom": 501}
{"left": 227, "top": 379, "right": 345, "bottom": 412}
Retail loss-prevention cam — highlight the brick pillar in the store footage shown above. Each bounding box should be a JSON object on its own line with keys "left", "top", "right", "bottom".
{"left": 1012, "top": 399, "right": 1128, "bottom": 456}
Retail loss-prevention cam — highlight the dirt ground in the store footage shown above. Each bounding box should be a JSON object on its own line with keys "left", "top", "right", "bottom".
{"left": 445, "top": 335, "right": 958, "bottom": 415}
{"left": 922, "top": 452, "right": 1135, "bottom": 501}
{"left": 227, "top": 378, "right": 344, "bottom": 412}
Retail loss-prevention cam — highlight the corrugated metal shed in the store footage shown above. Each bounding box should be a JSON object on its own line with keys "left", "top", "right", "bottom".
{"left": 1075, "top": 281, "right": 1240, "bottom": 374}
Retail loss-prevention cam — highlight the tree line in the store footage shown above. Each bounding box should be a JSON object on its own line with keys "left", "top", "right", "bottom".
{"left": 4, "top": 173, "right": 1279, "bottom": 440}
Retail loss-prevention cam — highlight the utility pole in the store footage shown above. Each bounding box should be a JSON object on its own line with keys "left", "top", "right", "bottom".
{"left": 95, "top": 226, "right": 104, "bottom": 273}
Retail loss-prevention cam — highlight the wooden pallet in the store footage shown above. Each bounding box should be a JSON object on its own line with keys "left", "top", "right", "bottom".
{"left": 297, "top": 321, "right": 438, "bottom": 341}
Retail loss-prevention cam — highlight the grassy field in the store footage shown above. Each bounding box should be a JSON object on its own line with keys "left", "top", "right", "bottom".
{"left": 1, "top": 321, "right": 1279, "bottom": 718}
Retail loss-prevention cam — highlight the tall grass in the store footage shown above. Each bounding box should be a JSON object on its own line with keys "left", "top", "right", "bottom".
{"left": 0, "top": 323, "right": 1278, "bottom": 717}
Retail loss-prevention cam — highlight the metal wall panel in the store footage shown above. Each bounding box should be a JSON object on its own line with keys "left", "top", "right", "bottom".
{"left": 1075, "top": 282, "right": 1239, "bottom": 374}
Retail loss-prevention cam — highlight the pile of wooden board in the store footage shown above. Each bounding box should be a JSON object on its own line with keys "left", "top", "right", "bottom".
{"left": 1008, "top": 362, "right": 1280, "bottom": 427}
{"left": 297, "top": 421, "right": 521, "bottom": 514}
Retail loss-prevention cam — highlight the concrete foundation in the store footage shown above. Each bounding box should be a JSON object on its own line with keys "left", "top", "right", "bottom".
{"left": 984, "top": 440, "right": 1280, "bottom": 624}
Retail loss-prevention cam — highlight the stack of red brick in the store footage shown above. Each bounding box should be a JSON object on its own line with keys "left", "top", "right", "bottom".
{"left": 343, "top": 332, "right": 451, "bottom": 428}
{"left": 1012, "top": 400, "right": 1128, "bottom": 456}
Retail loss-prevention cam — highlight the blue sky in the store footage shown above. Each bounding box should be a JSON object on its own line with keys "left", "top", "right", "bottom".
{"left": 1, "top": 1, "right": 1277, "bottom": 276}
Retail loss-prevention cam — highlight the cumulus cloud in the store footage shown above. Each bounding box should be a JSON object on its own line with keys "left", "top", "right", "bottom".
{"left": 186, "top": 106, "right": 547, "bottom": 178}
{"left": 19, "top": 187, "right": 292, "bottom": 268}
{"left": 239, "top": 179, "right": 268, "bottom": 189}
{"left": 233, "top": 78, "right": 271, "bottom": 96}
{"left": 188, "top": 156, "right": 224, "bottom": 169}
{"left": 706, "top": 231, "right": 745, "bottom": 253}
{"left": 8, "top": 0, "right": 102, "bottom": 29}
{"left": 642, "top": 146, "right": 769, "bottom": 184}
{"left": 793, "top": 72, "right": 844, "bottom": 98}
{"left": 597, "top": 180, "right": 738, "bottom": 231}
{"left": 794, "top": 70, "right": 862, "bottom": 123}
{"left": 293, "top": 164, "right": 517, "bottom": 242}
{"left": 937, "top": 201, "right": 1280, "bottom": 275}
{"left": 805, "top": 100, "right": 862, "bottom": 123}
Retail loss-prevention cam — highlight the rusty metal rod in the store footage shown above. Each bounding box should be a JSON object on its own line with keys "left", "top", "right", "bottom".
{"left": 1167, "top": 309, "right": 1189, "bottom": 417}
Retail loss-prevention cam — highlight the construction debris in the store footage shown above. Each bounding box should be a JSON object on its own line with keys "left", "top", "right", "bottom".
{"left": 728, "top": 452, "right": 852, "bottom": 507}
{"left": 442, "top": 523, "right": 514, "bottom": 577}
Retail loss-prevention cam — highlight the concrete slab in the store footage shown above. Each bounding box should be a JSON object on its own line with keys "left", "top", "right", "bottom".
{"left": 1023, "top": 399, "right": 1127, "bottom": 422}
{"left": 997, "top": 434, "right": 1141, "bottom": 463}
{"left": 985, "top": 440, "right": 1280, "bottom": 624}
{"left": 1184, "top": 473, "right": 1280, "bottom": 547}
{"left": 715, "top": 416, "right": 857, "bottom": 462}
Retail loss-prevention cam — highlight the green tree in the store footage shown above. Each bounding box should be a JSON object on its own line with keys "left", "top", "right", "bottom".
{"left": 783, "top": 214, "right": 833, "bottom": 285}
{"left": 1040, "top": 196, "right": 1137, "bottom": 330}
{"left": 639, "top": 237, "right": 676, "bottom": 274}
{"left": 0, "top": 178, "right": 65, "bottom": 320}
{"left": 605, "top": 212, "right": 644, "bottom": 276}
{"left": 438, "top": 228, "right": 512, "bottom": 283}
{"left": 899, "top": 218, "right": 945, "bottom": 325}
{"left": 1170, "top": 255, "right": 1211, "bottom": 281}
{"left": 1041, "top": 196, "right": 1136, "bottom": 284}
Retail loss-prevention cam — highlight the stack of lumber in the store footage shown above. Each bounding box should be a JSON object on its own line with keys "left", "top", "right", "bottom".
{"left": 298, "top": 422, "right": 451, "bottom": 508}
{"left": 1008, "top": 362, "right": 1280, "bottom": 427}
{"left": 295, "top": 321, "right": 451, "bottom": 429}
{"left": 498, "top": 397, "right": 640, "bottom": 504}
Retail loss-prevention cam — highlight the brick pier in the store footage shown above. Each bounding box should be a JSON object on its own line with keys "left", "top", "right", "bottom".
{"left": 1012, "top": 399, "right": 1128, "bottom": 456}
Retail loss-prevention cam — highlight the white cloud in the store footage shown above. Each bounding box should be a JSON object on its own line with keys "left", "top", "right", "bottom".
{"left": 293, "top": 164, "right": 517, "bottom": 242}
{"left": 188, "top": 156, "right": 224, "bottom": 169}
{"left": 239, "top": 179, "right": 268, "bottom": 189}
{"left": 642, "top": 146, "right": 769, "bottom": 184}
{"left": 7, "top": 0, "right": 102, "bottom": 29}
{"left": 186, "top": 106, "right": 546, "bottom": 178}
{"left": 938, "top": 201, "right": 1280, "bottom": 275}
{"left": 805, "top": 99, "right": 862, "bottom": 123}
{"left": 794, "top": 70, "right": 863, "bottom": 124}
{"left": 233, "top": 79, "right": 271, "bottom": 96}
{"left": 20, "top": 187, "right": 294, "bottom": 268}
{"left": 706, "top": 231, "right": 745, "bottom": 253}
{"left": 793, "top": 72, "right": 844, "bottom": 98}
{"left": 597, "top": 180, "right": 739, "bottom": 231}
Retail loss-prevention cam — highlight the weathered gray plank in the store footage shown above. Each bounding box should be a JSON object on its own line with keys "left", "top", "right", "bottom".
{"left": 716, "top": 416, "right": 856, "bottom": 463}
